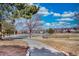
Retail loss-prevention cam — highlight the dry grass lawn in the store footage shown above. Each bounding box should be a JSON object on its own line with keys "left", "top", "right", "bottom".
{"left": 33, "top": 33, "right": 79, "bottom": 56}
{"left": 35, "top": 38, "right": 79, "bottom": 56}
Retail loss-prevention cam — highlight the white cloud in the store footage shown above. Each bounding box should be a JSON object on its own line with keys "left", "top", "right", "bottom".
{"left": 59, "top": 22, "right": 65, "bottom": 24}
{"left": 51, "top": 22, "right": 63, "bottom": 26}
{"left": 61, "top": 12, "right": 74, "bottom": 17}
{"left": 58, "top": 22, "right": 71, "bottom": 25}
{"left": 45, "top": 23, "right": 51, "bottom": 26}
{"left": 52, "top": 12, "right": 75, "bottom": 17}
{"left": 42, "top": 21, "right": 75, "bottom": 29}
{"left": 39, "top": 20, "right": 45, "bottom": 24}
{"left": 37, "top": 7, "right": 50, "bottom": 16}
{"left": 37, "top": 5, "right": 75, "bottom": 18}
{"left": 51, "top": 22, "right": 71, "bottom": 27}
{"left": 57, "top": 18, "right": 74, "bottom": 21}
{"left": 50, "top": 12, "right": 54, "bottom": 14}
{"left": 53, "top": 13, "right": 61, "bottom": 16}
{"left": 27, "top": 3, "right": 34, "bottom": 6}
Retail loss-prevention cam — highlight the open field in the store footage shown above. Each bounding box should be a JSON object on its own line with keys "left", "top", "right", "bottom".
{"left": 33, "top": 33, "right": 79, "bottom": 56}
{"left": 0, "top": 33, "right": 79, "bottom": 56}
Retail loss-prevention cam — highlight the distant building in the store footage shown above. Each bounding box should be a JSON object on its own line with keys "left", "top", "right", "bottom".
{"left": 16, "top": 27, "right": 79, "bottom": 34}
{"left": 53, "top": 27, "right": 79, "bottom": 33}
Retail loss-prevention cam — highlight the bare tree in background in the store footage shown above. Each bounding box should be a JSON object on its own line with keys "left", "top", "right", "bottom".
{"left": 74, "top": 12, "right": 79, "bottom": 33}
{"left": 74, "top": 12, "right": 79, "bottom": 27}
{"left": 25, "top": 15, "right": 41, "bottom": 38}
{"left": 74, "top": 12, "right": 79, "bottom": 19}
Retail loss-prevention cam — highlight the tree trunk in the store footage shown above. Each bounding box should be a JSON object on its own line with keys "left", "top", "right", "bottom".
{"left": 0, "top": 23, "right": 2, "bottom": 40}
{"left": 29, "top": 29, "right": 32, "bottom": 39}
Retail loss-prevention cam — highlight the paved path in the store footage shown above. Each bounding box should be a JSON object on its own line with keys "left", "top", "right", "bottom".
{"left": 17, "top": 38, "right": 66, "bottom": 56}
{"left": 3, "top": 34, "right": 66, "bottom": 56}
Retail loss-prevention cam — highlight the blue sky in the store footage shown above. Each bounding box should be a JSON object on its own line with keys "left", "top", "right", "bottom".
{"left": 15, "top": 3, "right": 79, "bottom": 30}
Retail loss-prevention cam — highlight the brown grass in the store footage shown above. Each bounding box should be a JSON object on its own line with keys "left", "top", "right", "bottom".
{"left": 0, "top": 40, "right": 29, "bottom": 56}
{"left": 0, "top": 40, "right": 29, "bottom": 48}
{"left": 33, "top": 33, "right": 79, "bottom": 56}
{"left": 36, "top": 38, "right": 79, "bottom": 56}
{"left": 0, "top": 46, "right": 27, "bottom": 56}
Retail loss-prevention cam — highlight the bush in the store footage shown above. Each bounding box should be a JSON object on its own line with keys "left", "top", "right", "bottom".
{"left": 46, "top": 28, "right": 54, "bottom": 34}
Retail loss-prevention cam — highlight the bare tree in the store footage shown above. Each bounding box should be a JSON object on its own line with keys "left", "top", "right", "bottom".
{"left": 74, "top": 12, "right": 79, "bottom": 27}
{"left": 25, "top": 15, "right": 41, "bottom": 38}
{"left": 74, "top": 12, "right": 79, "bottom": 19}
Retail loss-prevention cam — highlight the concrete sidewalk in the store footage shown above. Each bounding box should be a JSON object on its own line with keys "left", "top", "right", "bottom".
{"left": 17, "top": 38, "right": 66, "bottom": 56}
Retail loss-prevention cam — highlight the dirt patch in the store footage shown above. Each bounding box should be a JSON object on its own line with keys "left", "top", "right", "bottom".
{"left": 0, "top": 40, "right": 29, "bottom": 56}
{"left": 0, "top": 40, "right": 28, "bottom": 48}
{"left": 0, "top": 46, "right": 28, "bottom": 56}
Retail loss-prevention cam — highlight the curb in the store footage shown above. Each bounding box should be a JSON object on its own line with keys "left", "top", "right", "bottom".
{"left": 61, "top": 51, "right": 70, "bottom": 56}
